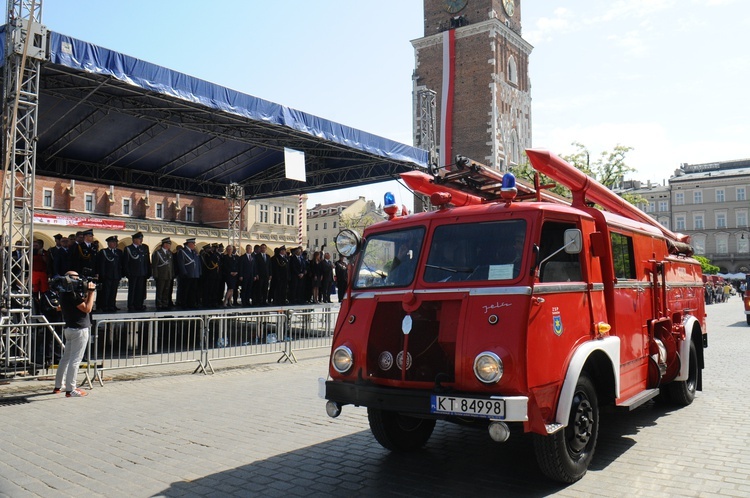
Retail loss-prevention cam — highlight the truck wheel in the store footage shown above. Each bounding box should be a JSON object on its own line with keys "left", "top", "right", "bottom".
{"left": 367, "top": 408, "right": 436, "bottom": 451}
{"left": 533, "top": 374, "right": 599, "bottom": 483}
{"left": 746, "top": 315, "right": 750, "bottom": 326}
{"left": 665, "top": 340, "right": 698, "bottom": 406}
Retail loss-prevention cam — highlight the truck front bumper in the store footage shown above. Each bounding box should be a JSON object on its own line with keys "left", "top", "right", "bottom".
{"left": 324, "top": 380, "right": 528, "bottom": 422}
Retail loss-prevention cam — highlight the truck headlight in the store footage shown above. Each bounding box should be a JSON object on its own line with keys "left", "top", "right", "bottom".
{"left": 473, "top": 352, "right": 503, "bottom": 384}
{"left": 332, "top": 346, "right": 354, "bottom": 373}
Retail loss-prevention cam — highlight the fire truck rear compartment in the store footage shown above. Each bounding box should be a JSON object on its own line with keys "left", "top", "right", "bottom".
{"left": 367, "top": 300, "right": 459, "bottom": 383}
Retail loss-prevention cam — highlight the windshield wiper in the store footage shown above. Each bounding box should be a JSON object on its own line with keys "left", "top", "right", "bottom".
{"left": 425, "top": 264, "right": 474, "bottom": 273}
{"left": 363, "top": 260, "right": 387, "bottom": 279}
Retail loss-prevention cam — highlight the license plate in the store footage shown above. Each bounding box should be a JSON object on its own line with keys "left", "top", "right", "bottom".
{"left": 430, "top": 395, "right": 505, "bottom": 419}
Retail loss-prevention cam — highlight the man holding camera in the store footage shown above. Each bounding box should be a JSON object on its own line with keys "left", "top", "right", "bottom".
{"left": 53, "top": 271, "right": 96, "bottom": 398}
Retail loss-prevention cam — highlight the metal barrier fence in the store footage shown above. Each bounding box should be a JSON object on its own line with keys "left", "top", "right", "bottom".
{"left": 0, "top": 317, "right": 67, "bottom": 380}
{"left": 1, "top": 306, "right": 338, "bottom": 386}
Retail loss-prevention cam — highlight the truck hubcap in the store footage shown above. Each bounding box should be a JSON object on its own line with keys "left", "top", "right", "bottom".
{"left": 569, "top": 397, "right": 593, "bottom": 454}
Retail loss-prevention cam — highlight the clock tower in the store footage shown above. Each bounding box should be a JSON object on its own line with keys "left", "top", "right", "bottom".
{"left": 412, "top": 0, "right": 532, "bottom": 171}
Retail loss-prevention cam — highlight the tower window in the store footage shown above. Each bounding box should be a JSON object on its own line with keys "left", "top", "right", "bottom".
{"left": 508, "top": 56, "right": 518, "bottom": 85}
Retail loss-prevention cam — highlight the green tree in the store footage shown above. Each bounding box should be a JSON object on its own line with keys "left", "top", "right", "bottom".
{"left": 694, "top": 256, "right": 720, "bottom": 275}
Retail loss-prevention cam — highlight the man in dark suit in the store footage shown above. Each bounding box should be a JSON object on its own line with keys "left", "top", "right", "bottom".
{"left": 70, "top": 228, "right": 98, "bottom": 278}
{"left": 122, "top": 232, "right": 150, "bottom": 311}
{"left": 53, "top": 235, "right": 73, "bottom": 277}
{"left": 252, "top": 244, "right": 270, "bottom": 306}
{"left": 238, "top": 244, "right": 256, "bottom": 306}
{"left": 96, "top": 235, "right": 122, "bottom": 312}
{"left": 289, "top": 246, "right": 306, "bottom": 304}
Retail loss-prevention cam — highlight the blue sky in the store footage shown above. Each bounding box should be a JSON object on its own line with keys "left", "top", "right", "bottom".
{"left": 42, "top": 1, "right": 750, "bottom": 208}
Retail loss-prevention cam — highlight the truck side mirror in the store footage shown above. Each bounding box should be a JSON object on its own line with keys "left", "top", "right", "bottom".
{"left": 564, "top": 229, "right": 582, "bottom": 254}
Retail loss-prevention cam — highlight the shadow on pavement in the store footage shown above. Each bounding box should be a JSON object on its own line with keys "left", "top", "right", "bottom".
{"left": 156, "top": 398, "right": 684, "bottom": 497}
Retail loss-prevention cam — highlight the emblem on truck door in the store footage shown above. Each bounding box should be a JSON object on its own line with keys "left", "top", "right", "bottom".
{"left": 553, "top": 314, "right": 564, "bottom": 336}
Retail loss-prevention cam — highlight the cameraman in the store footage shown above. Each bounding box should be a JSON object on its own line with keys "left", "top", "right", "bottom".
{"left": 53, "top": 271, "right": 96, "bottom": 398}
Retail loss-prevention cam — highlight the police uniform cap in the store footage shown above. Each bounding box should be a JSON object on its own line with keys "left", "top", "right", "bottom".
{"left": 105, "top": 235, "right": 118, "bottom": 243}
{"left": 279, "top": 245, "right": 286, "bottom": 251}
{"left": 185, "top": 238, "right": 196, "bottom": 245}
{"left": 53, "top": 233, "right": 63, "bottom": 240}
{"left": 82, "top": 229, "right": 94, "bottom": 237}
{"left": 161, "top": 237, "right": 172, "bottom": 245}
{"left": 132, "top": 232, "right": 144, "bottom": 239}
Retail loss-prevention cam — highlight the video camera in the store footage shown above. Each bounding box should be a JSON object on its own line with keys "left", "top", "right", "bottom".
{"left": 50, "top": 270, "right": 98, "bottom": 296}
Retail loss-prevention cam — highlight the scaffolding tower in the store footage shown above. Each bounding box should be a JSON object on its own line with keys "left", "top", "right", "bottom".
{"left": 414, "top": 88, "right": 437, "bottom": 212}
{"left": 226, "top": 182, "right": 244, "bottom": 249}
{"left": 1, "top": 0, "right": 46, "bottom": 374}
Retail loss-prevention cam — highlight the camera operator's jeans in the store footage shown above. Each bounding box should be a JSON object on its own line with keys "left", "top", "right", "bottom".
{"left": 54, "top": 326, "right": 90, "bottom": 391}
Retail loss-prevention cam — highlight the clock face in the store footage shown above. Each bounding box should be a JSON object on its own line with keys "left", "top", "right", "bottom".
{"left": 445, "top": 0, "right": 468, "bottom": 14}
{"left": 503, "top": 0, "right": 515, "bottom": 17}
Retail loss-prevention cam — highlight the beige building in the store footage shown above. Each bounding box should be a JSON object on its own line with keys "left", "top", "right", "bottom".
{"left": 670, "top": 159, "right": 750, "bottom": 272}
{"left": 307, "top": 197, "right": 385, "bottom": 253}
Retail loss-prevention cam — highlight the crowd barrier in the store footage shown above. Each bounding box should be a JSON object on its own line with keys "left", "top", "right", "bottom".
{"left": 1, "top": 305, "right": 339, "bottom": 387}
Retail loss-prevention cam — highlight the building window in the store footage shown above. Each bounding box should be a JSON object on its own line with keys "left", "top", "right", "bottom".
{"left": 259, "top": 204, "right": 268, "bottom": 223}
{"left": 737, "top": 211, "right": 748, "bottom": 228}
{"left": 692, "top": 234, "right": 706, "bottom": 254}
{"left": 43, "top": 188, "right": 53, "bottom": 208}
{"left": 647, "top": 202, "right": 655, "bottom": 213}
{"left": 323, "top": 222, "right": 328, "bottom": 229}
{"left": 658, "top": 201, "right": 668, "bottom": 212}
{"left": 333, "top": 221, "right": 337, "bottom": 228}
{"left": 273, "top": 206, "right": 282, "bottom": 224}
{"left": 738, "top": 187, "right": 746, "bottom": 201}
{"left": 323, "top": 237, "right": 327, "bottom": 247}
{"left": 315, "top": 223, "right": 319, "bottom": 230}
{"left": 122, "top": 198, "right": 131, "bottom": 216}
{"left": 694, "top": 214, "right": 704, "bottom": 230}
{"left": 85, "top": 193, "right": 94, "bottom": 213}
{"left": 716, "top": 212, "right": 727, "bottom": 229}
{"left": 739, "top": 235, "right": 749, "bottom": 254}
{"left": 185, "top": 206, "right": 194, "bottom": 222}
{"left": 716, "top": 234, "right": 728, "bottom": 254}
{"left": 155, "top": 202, "right": 163, "bottom": 219}
{"left": 660, "top": 218, "right": 670, "bottom": 229}
{"left": 693, "top": 191, "right": 703, "bottom": 204}
{"left": 675, "top": 192, "right": 684, "bottom": 205}
{"left": 675, "top": 216, "right": 686, "bottom": 231}
{"left": 314, "top": 238, "right": 319, "bottom": 247}
{"left": 286, "top": 207, "right": 295, "bottom": 226}
{"left": 716, "top": 189, "right": 725, "bottom": 203}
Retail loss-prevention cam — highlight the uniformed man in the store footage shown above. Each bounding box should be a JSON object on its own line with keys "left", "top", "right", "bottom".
{"left": 96, "top": 235, "right": 122, "bottom": 312}
{"left": 152, "top": 237, "right": 174, "bottom": 310}
{"left": 253, "top": 244, "right": 270, "bottom": 306}
{"left": 70, "top": 228, "right": 98, "bottom": 278}
{"left": 201, "top": 243, "right": 222, "bottom": 308}
{"left": 176, "top": 238, "right": 201, "bottom": 309}
{"left": 123, "top": 232, "right": 150, "bottom": 311}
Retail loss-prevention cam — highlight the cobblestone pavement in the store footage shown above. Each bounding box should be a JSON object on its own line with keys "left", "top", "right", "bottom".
{"left": 1, "top": 299, "right": 749, "bottom": 497}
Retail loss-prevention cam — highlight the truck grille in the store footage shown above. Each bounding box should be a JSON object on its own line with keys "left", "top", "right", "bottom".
{"left": 367, "top": 300, "right": 457, "bottom": 384}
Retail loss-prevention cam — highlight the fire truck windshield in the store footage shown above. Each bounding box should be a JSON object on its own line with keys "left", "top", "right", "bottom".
{"left": 354, "top": 227, "right": 425, "bottom": 288}
{"left": 424, "top": 220, "right": 527, "bottom": 283}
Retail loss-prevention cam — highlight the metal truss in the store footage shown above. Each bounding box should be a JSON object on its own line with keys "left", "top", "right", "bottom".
{"left": 1, "top": 0, "right": 45, "bottom": 374}
{"left": 414, "top": 88, "right": 438, "bottom": 212}
{"left": 226, "top": 183, "right": 244, "bottom": 248}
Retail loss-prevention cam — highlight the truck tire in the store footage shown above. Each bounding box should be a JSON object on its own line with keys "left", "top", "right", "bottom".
{"left": 367, "top": 408, "right": 436, "bottom": 452}
{"left": 746, "top": 315, "right": 750, "bottom": 326}
{"left": 533, "top": 374, "right": 599, "bottom": 483}
{"left": 665, "top": 340, "right": 698, "bottom": 406}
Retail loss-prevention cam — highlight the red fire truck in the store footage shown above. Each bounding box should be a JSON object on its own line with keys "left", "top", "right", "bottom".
{"left": 323, "top": 149, "right": 707, "bottom": 483}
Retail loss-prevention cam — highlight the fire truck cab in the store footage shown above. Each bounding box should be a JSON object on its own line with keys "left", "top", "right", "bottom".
{"left": 323, "top": 149, "right": 707, "bottom": 483}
